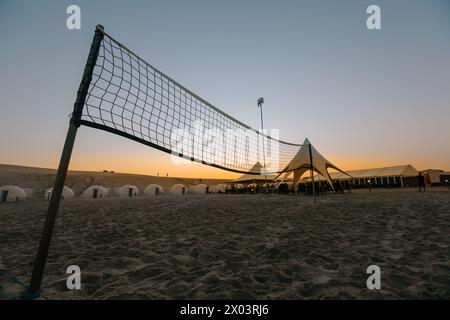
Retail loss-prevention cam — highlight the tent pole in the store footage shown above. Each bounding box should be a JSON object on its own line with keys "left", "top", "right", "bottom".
{"left": 28, "top": 25, "right": 104, "bottom": 295}
{"left": 308, "top": 143, "right": 316, "bottom": 205}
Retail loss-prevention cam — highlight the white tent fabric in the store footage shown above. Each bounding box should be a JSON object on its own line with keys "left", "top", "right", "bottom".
{"left": 315, "top": 164, "right": 418, "bottom": 181}
{"left": 231, "top": 162, "right": 276, "bottom": 183}
{"left": 117, "top": 185, "right": 139, "bottom": 198}
{"left": 82, "top": 185, "right": 108, "bottom": 199}
{"left": 0, "top": 186, "right": 27, "bottom": 202}
{"left": 144, "top": 184, "right": 164, "bottom": 196}
{"left": 189, "top": 184, "right": 208, "bottom": 194}
{"left": 210, "top": 183, "right": 227, "bottom": 193}
{"left": 170, "top": 184, "right": 187, "bottom": 195}
{"left": 274, "top": 138, "right": 349, "bottom": 189}
{"left": 45, "top": 186, "right": 75, "bottom": 200}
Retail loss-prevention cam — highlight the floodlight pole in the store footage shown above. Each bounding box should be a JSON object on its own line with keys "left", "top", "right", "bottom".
{"left": 308, "top": 143, "right": 316, "bottom": 205}
{"left": 28, "top": 25, "right": 105, "bottom": 295}
{"left": 257, "top": 97, "right": 267, "bottom": 188}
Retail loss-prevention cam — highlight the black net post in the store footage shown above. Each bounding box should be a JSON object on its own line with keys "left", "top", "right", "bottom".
{"left": 28, "top": 25, "right": 105, "bottom": 295}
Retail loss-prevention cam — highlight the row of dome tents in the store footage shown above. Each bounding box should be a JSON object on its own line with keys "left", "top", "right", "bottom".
{"left": 60, "top": 183, "right": 228, "bottom": 197}
{"left": 0, "top": 183, "right": 229, "bottom": 202}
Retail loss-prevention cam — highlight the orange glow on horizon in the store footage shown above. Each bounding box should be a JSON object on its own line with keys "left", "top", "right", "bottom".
{"left": 6, "top": 157, "right": 445, "bottom": 180}
{"left": 3, "top": 149, "right": 448, "bottom": 179}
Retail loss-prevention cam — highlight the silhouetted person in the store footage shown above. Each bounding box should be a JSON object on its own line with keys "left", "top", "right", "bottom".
{"left": 278, "top": 183, "right": 289, "bottom": 195}
{"left": 417, "top": 172, "right": 426, "bottom": 192}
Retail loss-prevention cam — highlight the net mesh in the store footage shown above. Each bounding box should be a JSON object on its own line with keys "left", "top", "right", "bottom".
{"left": 81, "top": 31, "right": 301, "bottom": 174}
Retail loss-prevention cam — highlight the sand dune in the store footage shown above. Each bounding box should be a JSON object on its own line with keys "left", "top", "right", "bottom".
{"left": 1, "top": 190, "right": 449, "bottom": 299}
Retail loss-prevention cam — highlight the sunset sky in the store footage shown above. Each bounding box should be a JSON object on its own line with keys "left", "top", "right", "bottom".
{"left": 1, "top": 0, "right": 449, "bottom": 179}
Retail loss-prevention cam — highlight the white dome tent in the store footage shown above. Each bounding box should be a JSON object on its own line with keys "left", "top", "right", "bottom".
{"left": 144, "top": 184, "right": 164, "bottom": 196}
{"left": 170, "top": 184, "right": 187, "bottom": 195}
{"left": 189, "top": 184, "right": 208, "bottom": 194}
{"left": 44, "top": 186, "right": 75, "bottom": 201}
{"left": 117, "top": 185, "right": 139, "bottom": 198}
{"left": 210, "top": 183, "right": 227, "bottom": 193}
{"left": 0, "top": 186, "right": 27, "bottom": 202}
{"left": 82, "top": 185, "right": 108, "bottom": 199}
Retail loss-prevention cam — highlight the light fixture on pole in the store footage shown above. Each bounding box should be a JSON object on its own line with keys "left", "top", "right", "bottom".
{"left": 257, "top": 97, "right": 267, "bottom": 188}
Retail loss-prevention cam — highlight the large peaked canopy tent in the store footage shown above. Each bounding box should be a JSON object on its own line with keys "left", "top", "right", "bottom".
{"left": 274, "top": 138, "right": 350, "bottom": 189}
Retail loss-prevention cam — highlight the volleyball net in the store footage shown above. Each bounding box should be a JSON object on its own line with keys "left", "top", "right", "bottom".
{"left": 78, "top": 27, "right": 301, "bottom": 174}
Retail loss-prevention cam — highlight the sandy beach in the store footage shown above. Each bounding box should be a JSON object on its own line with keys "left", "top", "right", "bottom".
{"left": 1, "top": 188, "right": 449, "bottom": 299}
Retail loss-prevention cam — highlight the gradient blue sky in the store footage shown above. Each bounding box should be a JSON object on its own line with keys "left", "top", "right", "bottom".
{"left": 1, "top": 0, "right": 449, "bottom": 178}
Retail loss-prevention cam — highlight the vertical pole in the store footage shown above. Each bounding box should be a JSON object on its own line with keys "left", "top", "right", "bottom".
{"left": 260, "top": 107, "right": 267, "bottom": 186}
{"left": 28, "top": 25, "right": 105, "bottom": 295}
{"left": 308, "top": 143, "right": 316, "bottom": 204}
{"left": 257, "top": 98, "right": 267, "bottom": 189}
